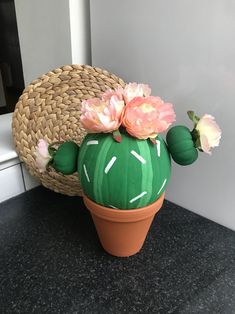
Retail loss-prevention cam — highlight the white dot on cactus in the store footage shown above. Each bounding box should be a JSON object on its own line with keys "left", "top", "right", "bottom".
{"left": 104, "top": 157, "right": 117, "bottom": 174}
{"left": 129, "top": 191, "right": 147, "bottom": 204}
{"left": 131, "top": 150, "right": 146, "bottom": 164}
{"left": 87, "top": 140, "right": 99, "bottom": 146}
{"left": 83, "top": 164, "right": 90, "bottom": 182}
{"left": 157, "top": 178, "right": 167, "bottom": 195}
{"left": 156, "top": 140, "right": 161, "bottom": 157}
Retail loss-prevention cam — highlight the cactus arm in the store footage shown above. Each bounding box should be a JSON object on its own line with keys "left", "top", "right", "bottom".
{"left": 50, "top": 141, "right": 79, "bottom": 175}
{"left": 166, "top": 126, "right": 198, "bottom": 166}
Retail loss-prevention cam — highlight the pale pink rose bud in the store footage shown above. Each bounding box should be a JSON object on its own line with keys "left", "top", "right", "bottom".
{"left": 196, "top": 114, "right": 221, "bottom": 154}
{"left": 81, "top": 96, "right": 124, "bottom": 133}
{"left": 122, "top": 96, "right": 176, "bottom": 139}
{"left": 35, "top": 139, "right": 51, "bottom": 172}
{"left": 123, "top": 83, "right": 151, "bottom": 103}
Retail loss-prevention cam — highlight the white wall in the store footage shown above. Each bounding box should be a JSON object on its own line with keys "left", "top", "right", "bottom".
{"left": 90, "top": 0, "right": 235, "bottom": 230}
{"left": 15, "top": 0, "right": 91, "bottom": 85}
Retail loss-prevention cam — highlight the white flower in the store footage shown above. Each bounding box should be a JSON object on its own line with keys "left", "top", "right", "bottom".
{"left": 196, "top": 114, "right": 221, "bottom": 154}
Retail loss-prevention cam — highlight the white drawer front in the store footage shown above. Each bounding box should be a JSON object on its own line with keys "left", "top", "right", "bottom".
{"left": 0, "top": 165, "right": 25, "bottom": 203}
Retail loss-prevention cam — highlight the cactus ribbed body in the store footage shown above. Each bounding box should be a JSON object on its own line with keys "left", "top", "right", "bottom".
{"left": 77, "top": 133, "right": 171, "bottom": 209}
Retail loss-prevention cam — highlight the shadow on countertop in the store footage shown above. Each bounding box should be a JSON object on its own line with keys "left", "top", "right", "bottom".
{"left": 0, "top": 186, "right": 235, "bottom": 314}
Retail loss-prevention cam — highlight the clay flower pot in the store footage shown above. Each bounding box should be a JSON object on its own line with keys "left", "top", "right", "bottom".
{"left": 83, "top": 193, "right": 165, "bottom": 257}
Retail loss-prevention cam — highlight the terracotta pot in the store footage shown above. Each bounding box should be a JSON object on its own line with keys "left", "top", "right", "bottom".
{"left": 83, "top": 193, "right": 165, "bottom": 257}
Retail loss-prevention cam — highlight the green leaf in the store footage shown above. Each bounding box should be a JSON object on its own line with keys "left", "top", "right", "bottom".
{"left": 187, "top": 110, "right": 200, "bottom": 125}
{"left": 187, "top": 110, "right": 195, "bottom": 121}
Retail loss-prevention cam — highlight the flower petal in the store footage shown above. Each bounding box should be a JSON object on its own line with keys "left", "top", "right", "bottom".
{"left": 200, "top": 134, "right": 211, "bottom": 154}
{"left": 123, "top": 83, "right": 151, "bottom": 103}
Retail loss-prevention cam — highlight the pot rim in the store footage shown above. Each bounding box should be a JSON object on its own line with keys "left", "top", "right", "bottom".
{"left": 83, "top": 193, "right": 165, "bottom": 223}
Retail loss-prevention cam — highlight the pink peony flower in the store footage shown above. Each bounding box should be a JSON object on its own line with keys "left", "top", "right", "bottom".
{"left": 122, "top": 96, "right": 176, "bottom": 139}
{"left": 196, "top": 114, "right": 221, "bottom": 154}
{"left": 35, "top": 139, "right": 51, "bottom": 172}
{"left": 123, "top": 83, "right": 151, "bottom": 103}
{"left": 101, "top": 86, "right": 124, "bottom": 102}
{"left": 81, "top": 96, "right": 124, "bottom": 133}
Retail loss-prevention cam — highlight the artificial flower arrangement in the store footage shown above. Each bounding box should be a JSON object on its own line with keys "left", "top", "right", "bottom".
{"left": 35, "top": 83, "right": 221, "bottom": 257}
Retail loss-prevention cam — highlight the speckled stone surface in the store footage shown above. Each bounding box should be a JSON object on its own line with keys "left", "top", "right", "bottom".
{"left": 0, "top": 186, "right": 235, "bottom": 314}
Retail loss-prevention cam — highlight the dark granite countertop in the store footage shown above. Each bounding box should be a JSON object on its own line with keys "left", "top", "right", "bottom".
{"left": 0, "top": 186, "right": 235, "bottom": 314}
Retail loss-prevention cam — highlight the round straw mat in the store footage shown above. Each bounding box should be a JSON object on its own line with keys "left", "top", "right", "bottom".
{"left": 12, "top": 64, "right": 125, "bottom": 196}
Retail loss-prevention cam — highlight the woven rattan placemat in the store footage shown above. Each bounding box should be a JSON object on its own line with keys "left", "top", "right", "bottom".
{"left": 12, "top": 64, "right": 125, "bottom": 196}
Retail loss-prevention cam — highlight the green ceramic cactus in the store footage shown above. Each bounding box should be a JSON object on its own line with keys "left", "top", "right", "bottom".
{"left": 77, "top": 133, "right": 171, "bottom": 209}
{"left": 49, "top": 126, "right": 200, "bottom": 208}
